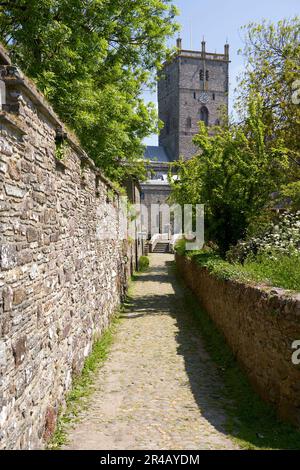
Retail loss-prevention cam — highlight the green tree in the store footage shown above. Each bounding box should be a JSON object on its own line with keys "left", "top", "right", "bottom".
{"left": 171, "top": 17, "right": 300, "bottom": 254}
{"left": 0, "top": 0, "right": 178, "bottom": 180}
{"left": 171, "top": 96, "right": 289, "bottom": 254}
{"left": 237, "top": 17, "right": 300, "bottom": 170}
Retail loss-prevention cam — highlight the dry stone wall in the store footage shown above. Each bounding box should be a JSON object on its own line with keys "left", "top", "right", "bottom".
{"left": 0, "top": 52, "right": 130, "bottom": 449}
{"left": 176, "top": 254, "right": 300, "bottom": 427}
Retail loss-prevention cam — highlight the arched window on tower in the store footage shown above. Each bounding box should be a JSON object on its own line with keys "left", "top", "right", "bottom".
{"left": 200, "top": 106, "right": 209, "bottom": 126}
{"left": 186, "top": 117, "right": 192, "bottom": 129}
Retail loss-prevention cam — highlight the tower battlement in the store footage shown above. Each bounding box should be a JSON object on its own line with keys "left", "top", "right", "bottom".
{"left": 175, "top": 37, "right": 230, "bottom": 62}
{"left": 178, "top": 49, "right": 229, "bottom": 61}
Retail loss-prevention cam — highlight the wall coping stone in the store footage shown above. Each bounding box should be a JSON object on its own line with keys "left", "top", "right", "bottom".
{"left": 0, "top": 52, "right": 119, "bottom": 195}
{"left": 180, "top": 254, "right": 300, "bottom": 305}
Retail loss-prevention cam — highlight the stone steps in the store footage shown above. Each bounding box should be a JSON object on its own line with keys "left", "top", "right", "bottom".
{"left": 153, "top": 242, "right": 170, "bottom": 253}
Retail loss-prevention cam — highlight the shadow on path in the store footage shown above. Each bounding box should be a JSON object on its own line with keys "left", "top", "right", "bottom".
{"left": 126, "top": 256, "right": 300, "bottom": 450}
{"left": 64, "top": 254, "right": 300, "bottom": 450}
{"left": 122, "top": 257, "right": 235, "bottom": 440}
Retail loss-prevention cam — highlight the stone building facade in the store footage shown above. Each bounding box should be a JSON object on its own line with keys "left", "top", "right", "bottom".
{"left": 141, "top": 148, "right": 172, "bottom": 239}
{"left": 0, "top": 46, "right": 135, "bottom": 449}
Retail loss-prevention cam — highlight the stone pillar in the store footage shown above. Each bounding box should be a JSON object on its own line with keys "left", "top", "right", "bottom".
{"left": 224, "top": 43, "right": 230, "bottom": 59}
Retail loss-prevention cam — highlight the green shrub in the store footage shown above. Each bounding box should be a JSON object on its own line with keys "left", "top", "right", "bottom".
{"left": 182, "top": 250, "right": 300, "bottom": 292}
{"left": 244, "top": 250, "right": 300, "bottom": 291}
{"left": 139, "top": 255, "right": 150, "bottom": 271}
{"left": 227, "top": 211, "right": 300, "bottom": 263}
{"left": 174, "top": 239, "right": 186, "bottom": 256}
{"left": 277, "top": 181, "right": 300, "bottom": 212}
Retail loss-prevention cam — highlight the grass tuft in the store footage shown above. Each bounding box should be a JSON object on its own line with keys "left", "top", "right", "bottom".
{"left": 48, "top": 317, "right": 119, "bottom": 450}
{"left": 48, "top": 273, "right": 139, "bottom": 450}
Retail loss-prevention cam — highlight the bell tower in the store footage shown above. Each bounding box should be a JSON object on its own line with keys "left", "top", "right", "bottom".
{"left": 158, "top": 39, "right": 230, "bottom": 160}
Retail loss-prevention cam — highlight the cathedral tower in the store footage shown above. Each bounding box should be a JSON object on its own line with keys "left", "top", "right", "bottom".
{"left": 158, "top": 39, "right": 230, "bottom": 160}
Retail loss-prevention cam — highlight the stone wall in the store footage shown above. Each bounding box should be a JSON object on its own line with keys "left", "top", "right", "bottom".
{"left": 0, "top": 49, "right": 132, "bottom": 449}
{"left": 176, "top": 254, "right": 300, "bottom": 427}
{"left": 158, "top": 58, "right": 180, "bottom": 161}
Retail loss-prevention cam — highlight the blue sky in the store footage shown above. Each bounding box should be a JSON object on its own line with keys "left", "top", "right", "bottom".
{"left": 143, "top": 0, "right": 299, "bottom": 145}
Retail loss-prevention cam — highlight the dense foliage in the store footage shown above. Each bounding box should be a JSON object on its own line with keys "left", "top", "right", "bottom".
{"left": 237, "top": 18, "right": 300, "bottom": 162}
{"left": 227, "top": 211, "right": 300, "bottom": 263}
{"left": 171, "top": 96, "right": 290, "bottom": 253}
{"left": 171, "top": 17, "right": 300, "bottom": 257}
{"left": 0, "top": 0, "right": 178, "bottom": 181}
{"left": 175, "top": 240, "right": 300, "bottom": 291}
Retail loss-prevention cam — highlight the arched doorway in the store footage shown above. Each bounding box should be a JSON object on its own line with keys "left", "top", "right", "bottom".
{"left": 200, "top": 106, "right": 209, "bottom": 126}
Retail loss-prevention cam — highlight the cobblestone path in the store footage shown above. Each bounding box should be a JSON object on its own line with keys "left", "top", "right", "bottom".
{"left": 64, "top": 254, "right": 239, "bottom": 450}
